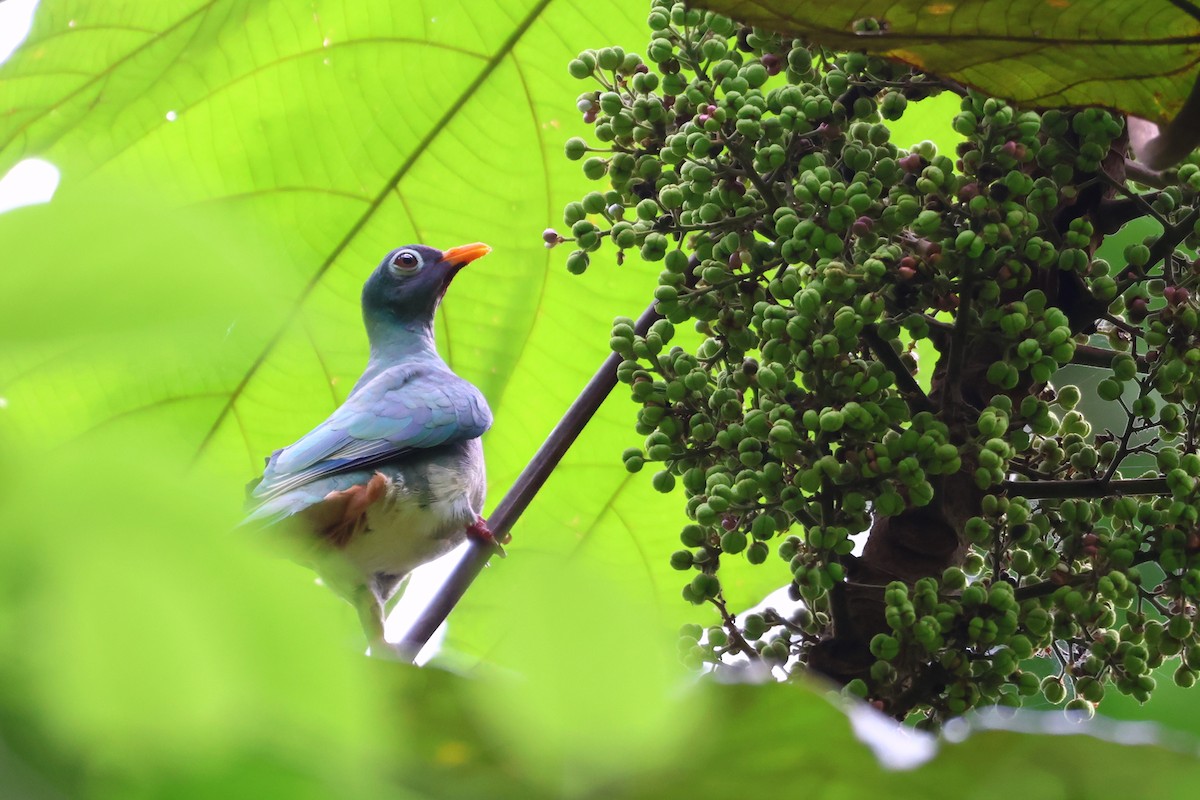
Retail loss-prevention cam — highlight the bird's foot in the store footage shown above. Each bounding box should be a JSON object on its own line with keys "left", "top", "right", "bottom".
{"left": 367, "top": 638, "right": 410, "bottom": 661}
{"left": 466, "top": 516, "right": 510, "bottom": 558}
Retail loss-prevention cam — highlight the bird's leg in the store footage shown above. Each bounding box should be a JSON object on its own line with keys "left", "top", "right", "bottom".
{"left": 466, "top": 516, "right": 510, "bottom": 558}
{"left": 353, "top": 585, "right": 403, "bottom": 660}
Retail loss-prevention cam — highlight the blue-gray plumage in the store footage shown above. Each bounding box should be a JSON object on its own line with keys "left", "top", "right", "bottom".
{"left": 244, "top": 242, "right": 497, "bottom": 655}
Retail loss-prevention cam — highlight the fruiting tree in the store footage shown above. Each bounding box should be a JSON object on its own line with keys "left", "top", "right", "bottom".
{"left": 555, "top": 0, "right": 1200, "bottom": 725}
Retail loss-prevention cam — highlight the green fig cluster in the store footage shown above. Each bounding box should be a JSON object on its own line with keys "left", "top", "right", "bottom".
{"left": 557, "top": 0, "right": 1200, "bottom": 725}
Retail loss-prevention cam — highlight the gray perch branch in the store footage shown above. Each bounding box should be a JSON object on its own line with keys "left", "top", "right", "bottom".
{"left": 396, "top": 301, "right": 661, "bottom": 659}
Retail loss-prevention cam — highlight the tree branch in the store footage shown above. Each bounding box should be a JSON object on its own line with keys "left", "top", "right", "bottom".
{"left": 1094, "top": 195, "right": 1160, "bottom": 235}
{"left": 862, "top": 324, "right": 934, "bottom": 413}
{"left": 1115, "top": 208, "right": 1199, "bottom": 295}
{"left": 711, "top": 592, "right": 761, "bottom": 661}
{"left": 1123, "top": 158, "right": 1171, "bottom": 190}
{"left": 1001, "top": 477, "right": 1169, "bottom": 500}
{"left": 1070, "top": 344, "right": 1149, "bottom": 372}
{"left": 941, "top": 281, "right": 973, "bottom": 408}
{"left": 395, "top": 301, "right": 662, "bottom": 659}
{"left": 1013, "top": 572, "right": 1089, "bottom": 601}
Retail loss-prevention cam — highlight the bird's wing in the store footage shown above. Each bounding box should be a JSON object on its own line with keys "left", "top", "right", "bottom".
{"left": 247, "top": 362, "right": 491, "bottom": 506}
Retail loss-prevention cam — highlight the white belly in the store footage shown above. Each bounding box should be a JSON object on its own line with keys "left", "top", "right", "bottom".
{"left": 340, "top": 456, "right": 483, "bottom": 585}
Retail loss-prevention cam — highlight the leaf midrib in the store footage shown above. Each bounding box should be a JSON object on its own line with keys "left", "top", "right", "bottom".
{"left": 192, "top": 0, "right": 557, "bottom": 462}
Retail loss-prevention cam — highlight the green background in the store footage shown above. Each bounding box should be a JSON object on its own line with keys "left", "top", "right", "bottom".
{"left": 2, "top": 1, "right": 1200, "bottom": 795}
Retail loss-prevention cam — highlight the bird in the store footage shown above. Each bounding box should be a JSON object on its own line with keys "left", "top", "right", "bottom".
{"left": 243, "top": 242, "right": 503, "bottom": 656}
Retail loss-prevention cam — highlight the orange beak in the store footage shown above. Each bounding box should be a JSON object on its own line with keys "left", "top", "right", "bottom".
{"left": 441, "top": 242, "right": 491, "bottom": 267}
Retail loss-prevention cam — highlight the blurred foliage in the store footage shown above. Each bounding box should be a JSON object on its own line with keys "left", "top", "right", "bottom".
{"left": 2, "top": 0, "right": 1200, "bottom": 796}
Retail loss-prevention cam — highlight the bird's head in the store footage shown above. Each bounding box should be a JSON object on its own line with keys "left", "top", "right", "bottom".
{"left": 361, "top": 242, "right": 490, "bottom": 332}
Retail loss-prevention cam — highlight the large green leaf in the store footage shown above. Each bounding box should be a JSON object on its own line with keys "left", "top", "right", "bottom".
{"left": 7, "top": 2, "right": 1200, "bottom": 795}
{"left": 694, "top": 0, "right": 1200, "bottom": 125}
{"left": 0, "top": 0, "right": 789, "bottom": 662}
{"left": 0, "top": 0, "right": 988, "bottom": 669}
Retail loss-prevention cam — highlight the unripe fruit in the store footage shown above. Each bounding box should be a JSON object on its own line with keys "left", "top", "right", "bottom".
{"left": 670, "top": 550, "right": 694, "bottom": 570}
{"left": 1042, "top": 676, "right": 1067, "bottom": 704}
{"left": 652, "top": 470, "right": 676, "bottom": 493}
{"left": 565, "top": 137, "right": 589, "bottom": 160}
{"left": 870, "top": 633, "right": 900, "bottom": 661}
{"left": 721, "top": 529, "right": 748, "bottom": 554}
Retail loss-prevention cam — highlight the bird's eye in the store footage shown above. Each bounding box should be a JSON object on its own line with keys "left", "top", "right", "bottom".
{"left": 392, "top": 249, "right": 423, "bottom": 271}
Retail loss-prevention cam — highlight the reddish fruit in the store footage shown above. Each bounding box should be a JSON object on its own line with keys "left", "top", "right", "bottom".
{"left": 898, "top": 153, "right": 924, "bottom": 173}
{"left": 1001, "top": 140, "right": 1027, "bottom": 160}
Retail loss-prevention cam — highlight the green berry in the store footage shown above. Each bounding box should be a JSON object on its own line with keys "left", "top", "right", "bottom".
{"left": 747, "top": 541, "right": 769, "bottom": 564}
{"left": 566, "top": 250, "right": 589, "bottom": 275}
{"left": 670, "top": 550, "right": 694, "bottom": 570}
{"left": 568, "top": 59, "right": 591, "bottom": 79}
{"left": 721, "top": 529, "right": 747, "bottom": 554}
{"left": 564, "top": 137, "right": 589, "bottom": 160}
{"left": 652, "top": 470, "right": 676, "bottom": 493}
{"left": 869, "top": 633, "right": 900, "bottom": 661}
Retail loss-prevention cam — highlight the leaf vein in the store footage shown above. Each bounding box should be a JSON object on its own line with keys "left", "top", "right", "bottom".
{"left": 192, "top": 0, "right": 557, "bottom": 460}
